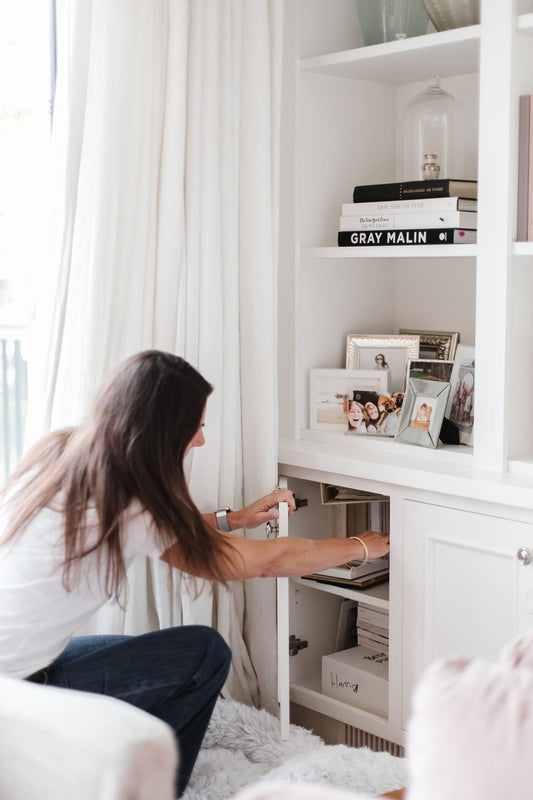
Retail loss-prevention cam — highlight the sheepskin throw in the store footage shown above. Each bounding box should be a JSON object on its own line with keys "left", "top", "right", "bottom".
{"left": 183, "top": 699, "right": 407, "bottom": 800}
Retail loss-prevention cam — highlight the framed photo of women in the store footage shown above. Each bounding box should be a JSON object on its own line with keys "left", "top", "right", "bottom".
{"left": 309, "top": 368, "right": 390, "bottom": 430}
{"left": 346, "top": 334, "right": 419, "bottom": 393}
{"left": 445, "top": 344, "right": 475, "bottom": 445}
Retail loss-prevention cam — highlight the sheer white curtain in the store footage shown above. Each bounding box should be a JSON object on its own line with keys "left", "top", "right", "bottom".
{"left": 26, "top": 0, "right": 283, "bottom": 711}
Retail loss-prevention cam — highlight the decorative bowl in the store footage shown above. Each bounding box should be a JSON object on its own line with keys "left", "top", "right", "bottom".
{"left": 422, "top": 0, "right": 479, "bottom": 31}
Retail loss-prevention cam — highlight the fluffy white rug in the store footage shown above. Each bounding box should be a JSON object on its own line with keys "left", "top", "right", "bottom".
{"left": 182, "top": 699, "right": 408, "bottom": 800}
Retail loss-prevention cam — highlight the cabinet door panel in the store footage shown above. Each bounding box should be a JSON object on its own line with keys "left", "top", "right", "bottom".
{"left": 401, "top": 500, "right": 533, "bottom": 730}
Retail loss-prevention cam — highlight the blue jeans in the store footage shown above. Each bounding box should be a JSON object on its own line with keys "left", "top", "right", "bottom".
{"left": 27, "top": 625, "right": 231, "bottom": 797}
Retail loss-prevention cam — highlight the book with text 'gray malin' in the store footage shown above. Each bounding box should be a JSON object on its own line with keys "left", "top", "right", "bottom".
{"left": 338, "top": 228, "right": 476, "bottom": 246}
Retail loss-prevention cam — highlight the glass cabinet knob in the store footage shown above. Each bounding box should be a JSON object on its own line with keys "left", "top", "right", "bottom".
{"left": 517, "top": 547, "right": 533, "bottom": 565}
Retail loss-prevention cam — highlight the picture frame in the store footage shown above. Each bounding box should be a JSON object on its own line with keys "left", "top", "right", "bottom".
{"left": 309, "top": 368, "right": 390, "bottom": 431}
{"left": 399, "top": 329, "right": 459, "bottom": 360}
{"left": 394, "top": 378, "right": 451, "bottom": 448}
{"left": 445, "top": 344, "right": 475, "bottom": 446}
{"left": 407, "top": 358, "right": 454, "bottom": 383}
{"left": 345, "top": 334, "right": 419, "bottom": 393}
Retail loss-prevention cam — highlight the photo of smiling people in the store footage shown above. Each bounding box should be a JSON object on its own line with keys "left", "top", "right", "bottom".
{"left": 347, "top": 390, "right": 404, "bottom": 436}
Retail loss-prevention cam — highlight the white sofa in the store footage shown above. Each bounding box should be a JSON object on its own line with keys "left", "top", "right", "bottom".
{"left": 0, "top": 673, "right": 178, "bottom": 800}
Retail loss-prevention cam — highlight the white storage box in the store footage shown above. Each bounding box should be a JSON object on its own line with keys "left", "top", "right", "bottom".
{"left": 321, "top": 645, "right": 388, "bottom": 717}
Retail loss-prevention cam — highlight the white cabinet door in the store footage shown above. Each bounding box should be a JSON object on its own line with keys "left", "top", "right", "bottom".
{"left": 401, "top": 499, "right": 533, "bottom": 730}
{"left": 276, "top": 476, "right": 290, "bottom": 739}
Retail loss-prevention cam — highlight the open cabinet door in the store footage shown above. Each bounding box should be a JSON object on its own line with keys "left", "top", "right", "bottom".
{"left": 276, "top": 475, "right": 290, "bottom": 739}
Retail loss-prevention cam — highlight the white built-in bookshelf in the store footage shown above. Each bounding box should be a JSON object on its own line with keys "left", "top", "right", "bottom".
{"left": 276, "top": 0, "right": 533, "bottom": 749}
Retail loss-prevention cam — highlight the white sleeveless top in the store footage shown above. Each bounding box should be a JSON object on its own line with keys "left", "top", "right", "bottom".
{"left": 0, "top": 498, "right": 165, "bottom": 679}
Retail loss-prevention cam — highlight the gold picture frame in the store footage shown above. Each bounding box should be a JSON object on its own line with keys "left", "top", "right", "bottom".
{"left": 399, "top": 329, "right": 459, "bottom": 361}
{"left": 345, "top": 334, "right": 420, "bottom": 393}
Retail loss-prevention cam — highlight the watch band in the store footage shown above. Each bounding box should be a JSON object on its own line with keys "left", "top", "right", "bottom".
{"left": 215, "top": 506, "right": 232, "bottom": 532}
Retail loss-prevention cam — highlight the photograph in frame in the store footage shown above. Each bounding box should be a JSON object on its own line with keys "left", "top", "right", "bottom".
{"left": 395, "top": 378, "right": 451, "bottom": 448}
{"left": 345, "top": 334, "right": 419, "bottom": 393}
{"left": 445, "top": 344, "right": 475, "bottom": 446}
{"left": 399, "top": 329, "right": 459, "bottom": 360}
{"left": 407, "top": 358, "right": 454, "bottom": 383}
{"left": 309, "top": 368, "right": 390, "bottom": 431}
{"left": 346, "top": 389, "right": 404, "bottom": 437}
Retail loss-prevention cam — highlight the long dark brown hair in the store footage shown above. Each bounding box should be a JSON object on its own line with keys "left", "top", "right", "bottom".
{"left": 1, "top": 350, "right": 237, "bottom": 597}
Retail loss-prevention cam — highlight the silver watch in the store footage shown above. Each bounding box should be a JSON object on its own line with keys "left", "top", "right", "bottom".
{"left": 215, "top": 506, "right": 232, "bottom": 532}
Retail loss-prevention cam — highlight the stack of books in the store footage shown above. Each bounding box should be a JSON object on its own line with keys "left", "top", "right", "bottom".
{"left": 338, "top": 178, "right": 478, "bottom": 247}
{"left": 357, "top": 602, "right": 389, "bottom": 655}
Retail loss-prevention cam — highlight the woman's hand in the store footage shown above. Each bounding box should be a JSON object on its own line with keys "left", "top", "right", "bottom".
{"left": 229, "top": 488, "right": 296, "bottom": 531}
{"left": 348, "top": 530, "right": 390, "bottom": 562}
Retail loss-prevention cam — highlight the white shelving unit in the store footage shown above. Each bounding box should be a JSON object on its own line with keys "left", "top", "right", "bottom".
{"left": 276, "top": 1, "right": 533, "bottom": 749}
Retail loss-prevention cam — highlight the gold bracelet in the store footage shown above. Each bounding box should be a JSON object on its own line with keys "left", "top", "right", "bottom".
{"left": 350, "top": 536, "right": 369, "bottom": 568}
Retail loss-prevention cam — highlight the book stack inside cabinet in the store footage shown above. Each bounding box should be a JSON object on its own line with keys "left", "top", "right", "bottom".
{"left": 338, "top": 179, "right": 478, "bottom": 247}
{"left": 356, "top": 602, "right": 389, "bottom": 654}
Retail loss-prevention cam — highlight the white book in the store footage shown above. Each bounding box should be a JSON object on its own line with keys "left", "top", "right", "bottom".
{"left": 341, "top": 196, "right": 477, "bottom": 214}
{"left": 314, "top": 558, "right": 390, "bottom": 580}
{"left": 339, "top": 210, "right": 477, "bottom": 231}
{"left": 358, "top": 634, "right": 389, "bottom": 652}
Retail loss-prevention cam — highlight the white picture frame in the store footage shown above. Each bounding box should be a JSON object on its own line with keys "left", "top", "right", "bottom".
{"left": 346, "top": 334, "right": 420, "bottom": 393}
{"left": 309, "top": 368, "right": 390, "bottom": 431}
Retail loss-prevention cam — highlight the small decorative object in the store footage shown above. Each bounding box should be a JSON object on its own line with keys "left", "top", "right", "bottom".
{"left": 309, "top": 368, "right": 390, "bottom": 431}
{"left": 422, "top": 0, "right": 479, "bottom": 31}
{"left": 399, "top": 329, "right": 459, "bottom": 360}
{"left": 394, "top": 378, "right": 451, "bottom": 448}
{"left": 345, "top": 334, "right": 420, "bottom": 392}
{"left": 402, "top": 76, "right": 465, "bottom": 182}
{"left": 355, "top": 0, "right": 430, "bottom": 45}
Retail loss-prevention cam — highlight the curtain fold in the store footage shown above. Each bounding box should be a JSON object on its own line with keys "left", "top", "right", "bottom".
{"left": 26, "top": 0, "right": 284, "bottom": 711}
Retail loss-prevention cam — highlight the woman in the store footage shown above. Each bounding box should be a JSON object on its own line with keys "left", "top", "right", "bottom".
{"left": 0, "top": 350, "right": 389, "bottom": 796}
{"left": 347, "top": 400, "right": 367, "bottom": 432}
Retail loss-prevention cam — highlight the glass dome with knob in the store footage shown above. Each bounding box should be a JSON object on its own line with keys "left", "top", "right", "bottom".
{"left": 402, "top": 76, "right": 465, "bottom": 181}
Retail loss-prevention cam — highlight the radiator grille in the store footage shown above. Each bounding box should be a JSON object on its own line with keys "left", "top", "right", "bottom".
{"left": 344, "top": 725, "right": 404, "bottom": 758}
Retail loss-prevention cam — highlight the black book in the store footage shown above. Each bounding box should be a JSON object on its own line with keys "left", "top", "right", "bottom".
{"left": 338, "top": 228, "right": 477, "bottom": 246}
{"left": 353, "top": 179, "right": 478, "bottom": 203}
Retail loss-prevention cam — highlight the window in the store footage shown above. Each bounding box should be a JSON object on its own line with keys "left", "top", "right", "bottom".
{"left": 0, "top": 0, "right": 53, "bottom": 481}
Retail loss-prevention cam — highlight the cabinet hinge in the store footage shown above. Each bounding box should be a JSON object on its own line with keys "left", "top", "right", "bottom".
{"left": 289, "top": 634, "right": 308, "bottom": 656}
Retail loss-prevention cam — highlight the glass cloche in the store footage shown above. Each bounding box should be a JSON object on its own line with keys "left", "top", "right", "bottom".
{"left": 402, "top": 76, "right": 465, "bottom": 181}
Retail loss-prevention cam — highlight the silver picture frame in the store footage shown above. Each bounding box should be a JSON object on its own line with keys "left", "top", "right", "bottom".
{"left": 394, "top": 378, "right": 451, "bottom": 449}
{"left": 345, "top": 334, "right": 420, "bottom": 393}
{"left": 399, "top": 329, "right": 459, "bottom": 361}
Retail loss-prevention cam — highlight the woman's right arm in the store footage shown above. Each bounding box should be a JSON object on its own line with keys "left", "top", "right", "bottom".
{"left": 160, "top": 529, "right": 390, "bottom": 581}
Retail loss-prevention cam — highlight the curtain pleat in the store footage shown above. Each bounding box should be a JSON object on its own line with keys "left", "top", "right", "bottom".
{"left": 25, "top": 0, "right": 283, "bottom": 711}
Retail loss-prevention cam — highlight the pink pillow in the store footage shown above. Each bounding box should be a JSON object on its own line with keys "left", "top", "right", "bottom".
{"left": 405, "top": 644, "right": 533, "bottom": 800}
{"left": 500, "top": 630, "right": 533, "bottom": 669}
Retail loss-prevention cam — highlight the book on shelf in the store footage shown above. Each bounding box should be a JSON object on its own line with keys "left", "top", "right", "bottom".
{"left": 357, "top": 603, "right": 389, "bottom": 625}
{"left": 313, "top": 557, "right": 390, "bottom": 581}
{"left": 335, "top": 599, "right": 358, "bottom": 650}
{"left": 302, "top": 568, "right": 390, "bottom": 589}
{"left": 339, "top": 210, "right": 477, "bottom": 231}
{"left": 517, "top": 94, "right": 533, "bottom": 241}
{"left": 321, "top": 484, "right": 389, "bottom": 504}
{"left": 342, "top": 197, "right": 477, "bottom": 214}
{"left": 338, "top": 228, "right": 477, "bottom": 247}
{"left": 358, "top": 633, "right": 389, "bottom": 653}
{"left": 352, "top": 179, "right": 477, "bottom": 203}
